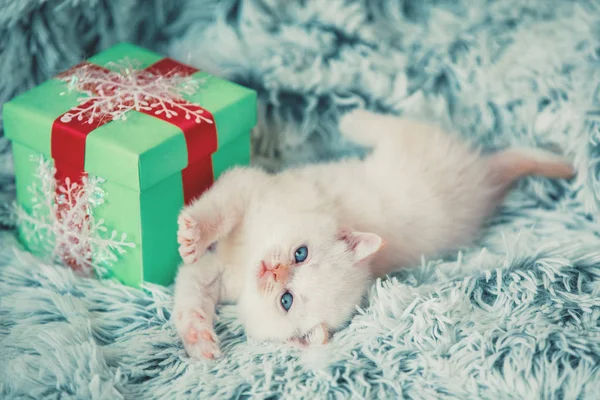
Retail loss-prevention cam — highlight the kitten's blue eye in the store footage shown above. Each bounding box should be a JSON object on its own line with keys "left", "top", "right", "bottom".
{"left": 294, "top": 246, "right": 308, "bottom": 263}
{"left": 280, "top": 291, "right": 293, "bottom": 311}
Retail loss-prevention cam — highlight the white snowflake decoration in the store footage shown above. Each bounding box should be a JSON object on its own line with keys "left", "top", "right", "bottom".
{"left": 16, "top": 155, "right": 135, "bottom": 276}
{"left": 58, "top": 57, "right": 214, "bottom": 125}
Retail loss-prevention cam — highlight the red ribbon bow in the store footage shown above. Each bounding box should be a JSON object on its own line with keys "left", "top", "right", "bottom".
{"left": 51, "top": 57, "right": 218, "bottom": 204}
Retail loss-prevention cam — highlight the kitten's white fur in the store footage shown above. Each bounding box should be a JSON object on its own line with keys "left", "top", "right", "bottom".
{"left": 172, "top": 109, "right": 574, "bottom": 360}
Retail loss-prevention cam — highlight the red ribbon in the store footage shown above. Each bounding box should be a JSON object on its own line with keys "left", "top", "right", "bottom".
{"left": 51, "top": 58, "right": 217, "bottom": 204}
{"left": 50, "top": 58, "right": 218, "bottom": 271}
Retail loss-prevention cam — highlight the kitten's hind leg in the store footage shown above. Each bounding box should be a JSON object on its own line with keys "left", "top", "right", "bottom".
{"left": 178, "top": 167, "right": 268, "bottom": 264}
{"left": 338, "top": 108, "right": 443, "bottom": 153}
{"left": 173, "top": 262, "right": 222, "bottom": 360}
{"left": 487, "top": 148, "right": 575, "bottom": 189}
{"left": 338, "top": 108, "right": 397, "bottom": 149}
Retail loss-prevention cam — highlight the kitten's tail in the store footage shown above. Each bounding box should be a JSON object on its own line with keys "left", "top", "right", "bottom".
{"left": 339, "top": 108, "right": 576, "bottom": 186}
{"left": 487, "top": 148, "right": 575, "bottom": 188}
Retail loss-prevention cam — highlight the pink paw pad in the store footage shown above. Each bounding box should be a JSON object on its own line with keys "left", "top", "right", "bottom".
{"left": 201, "top": 330, "right": 214, "bottom": 342}
{"left": 185, "top": 327, "right": 199, "bottom": 344}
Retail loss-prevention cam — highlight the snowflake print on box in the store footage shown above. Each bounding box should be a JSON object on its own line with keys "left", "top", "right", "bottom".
{"left": 57, "top": 58, "right": 213, "bottom": 125}
{"left": 16, "top": 155, "right": 135, "bottom": 277}
{"left": 4, "top": 42, "right": 257, "bottom": 287}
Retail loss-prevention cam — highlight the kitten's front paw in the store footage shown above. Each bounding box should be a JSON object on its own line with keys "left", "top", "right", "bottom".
{"left": 177, "top": 211, "right": 203, "bottom": 264}
{"left": 175, "top": 309, "right": 222, "bottom": 360}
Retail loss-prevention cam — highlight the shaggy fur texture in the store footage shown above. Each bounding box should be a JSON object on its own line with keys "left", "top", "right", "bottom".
{"left": 2, "top": 0, "right": 600, "bottom": 398}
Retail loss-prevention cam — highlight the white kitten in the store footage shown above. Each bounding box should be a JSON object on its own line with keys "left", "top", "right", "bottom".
{"left": 172, "top": 109, "right": 574, "bottom": 360}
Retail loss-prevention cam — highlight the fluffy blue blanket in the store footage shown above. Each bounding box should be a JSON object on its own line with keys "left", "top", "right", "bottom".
{"left": 2, "top": 0, "right": 600, "bottom": 398}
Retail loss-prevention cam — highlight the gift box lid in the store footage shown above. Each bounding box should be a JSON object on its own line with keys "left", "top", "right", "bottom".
{"left": 3, "top": 42, "right": 257, "bottom": 191}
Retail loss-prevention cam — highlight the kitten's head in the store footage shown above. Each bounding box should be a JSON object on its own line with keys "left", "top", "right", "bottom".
{"left": 237, "top": 211, "right": 383, "bottom": 347}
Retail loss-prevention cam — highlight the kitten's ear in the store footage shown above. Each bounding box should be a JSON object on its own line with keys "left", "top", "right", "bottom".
{"left": 288, "top": 323, "right": 329, "bottom": 349}
{"left": 338, "top": 230, "right": 384, "bottom": 261}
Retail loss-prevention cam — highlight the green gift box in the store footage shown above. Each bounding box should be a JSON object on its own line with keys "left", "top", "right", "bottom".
{"left": 3, "top": 42, "right": 257, "bottom": 287}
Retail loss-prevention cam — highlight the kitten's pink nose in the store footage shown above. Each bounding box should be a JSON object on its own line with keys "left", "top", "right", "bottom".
{"left": 271, "top": 264, "right": 288, "bottom": 283}
{"left": 258, "top": 261, "right": 289, "bottom": 284}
